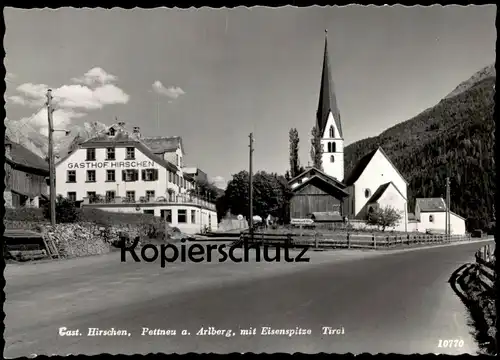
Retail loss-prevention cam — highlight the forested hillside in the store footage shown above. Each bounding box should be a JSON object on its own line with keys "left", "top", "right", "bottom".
{"left": 344, "top": 70, "right": 495, "bottom": 231}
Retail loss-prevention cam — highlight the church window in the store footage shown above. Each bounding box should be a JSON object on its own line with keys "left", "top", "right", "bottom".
{"left": 331, "top": 142, "right": 336, "bottom": 152}
{"left": 327, "top": 142, "right": 332, "bottom": 152}
{"left": 429, "top": 215, "right": 434, "bottom": 223}
{"left": 330, "top": 155, "right": 335, "bottom": 163}
{"left": 364, "top": 189, "right": 371, "bottom": 198}
{"left": 329, "top": 126, "right": 335, "bottom": 138}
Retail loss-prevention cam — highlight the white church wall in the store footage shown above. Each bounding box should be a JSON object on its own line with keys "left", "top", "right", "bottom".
{"left": 353, "top": 149, "right": 407, "bottom": 217}
{"left": 372, "top": 183, "right": 408, "bottom": 232}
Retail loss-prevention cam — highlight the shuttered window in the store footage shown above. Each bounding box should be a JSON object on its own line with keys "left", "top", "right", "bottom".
{"left": 141, "top": 169, "right": 159, "bottom": 181}
{"left": 122, "top": 169, "right": 139, "bottom": 182}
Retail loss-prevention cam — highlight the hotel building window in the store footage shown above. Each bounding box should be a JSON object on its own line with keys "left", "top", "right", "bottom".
{"left": 168, "top": 171, "right": 173, "bottom": 183}
{"left": 143, "top": 210, "right": 154, "bottom": 215}
{"left": 122, "top": 169, "right": 139, "bottom": 182}
{"left": 86, "top": 148, "right": 96, "bottom": 161}
{"left": 161, "top": 209, "right": 172, "bottom": 223}
{"left": 87, "top": 191, "right": 97, "bottom": 203}
{"left": 142, "top": 169, "right": 158, "bottom": 181}
{"left": 67, "top": 170, "right": 76, "bottom": 183}
{"left": 106, "top": 147, "right": 115, "bottom": 160}
{"left": 126, "top": 191, "right": 135, "bottom": 202}
{"left": 67, "top": 192, "right": 77, "bottom": 202}
{"left": 178, "top": 209, "right": 187, "bottom": 223}
{"left": 106, "top": 170, "right": 115, "bottom": 182}
{"left": 191, "top": 210, "right": 196, "bottom": 224}
{"left": 105, "top": 191, "right": 115, "bottom": 203}
{"left": 145, "top": 190, "right": 155, "bottom": 201}
{"left": 126, "top": 147, "right": 135, "bottom": 160}
{"left": 86, "top": 170, "right": 96, "bottom": 183}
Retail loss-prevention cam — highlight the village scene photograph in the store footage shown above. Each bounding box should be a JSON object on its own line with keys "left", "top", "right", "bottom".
{"left": 3, "top": 5, "right": 497, "bottom": 357}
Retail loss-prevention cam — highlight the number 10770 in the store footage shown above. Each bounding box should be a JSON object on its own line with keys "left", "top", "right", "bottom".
{"left": 438, "top": 339, "right": 464, "bottom": 348}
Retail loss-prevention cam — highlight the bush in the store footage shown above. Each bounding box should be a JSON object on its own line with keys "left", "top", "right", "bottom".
{"left": 43, "top": 195, "right": 79, "bottom": 223}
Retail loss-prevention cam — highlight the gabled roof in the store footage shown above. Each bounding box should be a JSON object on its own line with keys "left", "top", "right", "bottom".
{"left": 292, "top": 174, "right": 349, "bottom": 197}
{"left": 288, "top": 166, "right": 347, "bottom": 189}
{"left": 367, "top": 181, "right": 407, "bottom": 203}
{"left": 5, "top": 137, "right": 49, "bottom": 174}
{"left": 416, "top": 198, "right": 447, "bottom": 212}
{"left": 142, "top": 136, "right": 184, "bottom": 154}
{"left": 56, "top": 130, "right": 179, "bottom": 173}
{"left": 343, "top": 148, "right": 378, "bottom": 186}
{"left": 344, "top": 147, "right": 408, "bottom": 186}
{"left": 317, "top": 30, "right": 342, "bottom": 138}
{"left": 366, "top": 182, "right": 392, "bottom": 203}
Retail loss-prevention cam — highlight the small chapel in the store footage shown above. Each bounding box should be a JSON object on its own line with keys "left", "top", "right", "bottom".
{"left": 288, "top": 30, "right": 409, "bottom": 231}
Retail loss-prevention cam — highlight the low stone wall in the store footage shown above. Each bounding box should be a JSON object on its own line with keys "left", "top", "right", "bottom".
{"left": 37, "top": 223, "right": 111, "bottom": 258}
{"left": 4, "top": 220, "right": 164, "bottom": 259}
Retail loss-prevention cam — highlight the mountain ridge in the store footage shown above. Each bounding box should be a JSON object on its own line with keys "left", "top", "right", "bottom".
{"left": 344, "top": 64, "right": 495, "bottom": 230}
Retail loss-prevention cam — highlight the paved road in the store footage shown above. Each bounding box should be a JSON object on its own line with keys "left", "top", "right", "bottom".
{"left": 4, "top": 238, "right": 493, "bottom": 357}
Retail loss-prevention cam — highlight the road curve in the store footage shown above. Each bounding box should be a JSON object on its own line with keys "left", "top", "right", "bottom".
{"left": 5, "top": 239, "right": 493, "bottom": 357}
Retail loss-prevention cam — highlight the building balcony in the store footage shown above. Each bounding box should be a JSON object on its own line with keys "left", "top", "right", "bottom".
{"left": 81, "top": 194, "right": 216, "bottom": 211}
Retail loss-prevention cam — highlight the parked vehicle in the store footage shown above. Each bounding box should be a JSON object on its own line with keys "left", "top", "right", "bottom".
{"left": 169, "top": 227, "right": 197, "bottom": 241}
{"left": 471, "top": 229, "right": 483, "bottom": 238}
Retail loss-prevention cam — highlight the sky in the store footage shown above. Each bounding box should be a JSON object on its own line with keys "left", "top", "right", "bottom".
{"left": 4, "top": 6, "right": 496, "bottom": 189}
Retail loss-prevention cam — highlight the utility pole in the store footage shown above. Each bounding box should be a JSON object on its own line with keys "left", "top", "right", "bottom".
{"left": 47, "top": 89, "right": 56, "bottom": 226}
{"left": 446, "top": 177, "right": 451, "bottom": 238}
{"left": 249, "top": 133, "right": 254, "bottom": 241}
{"left": 156, "top": 92, "right": 160, "bottom": 132}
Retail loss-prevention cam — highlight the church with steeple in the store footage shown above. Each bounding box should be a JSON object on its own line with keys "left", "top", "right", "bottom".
{"left": 316, "top": 29, "right": 344, "bottom": 182}
{"left": 288, "top": 30, "right": 411, "bottom": 231}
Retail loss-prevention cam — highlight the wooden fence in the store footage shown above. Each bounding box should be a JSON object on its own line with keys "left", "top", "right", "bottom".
{"left": 474, "top": 243, "right": 496, "bottom": 292}
{"left": 238, "top": 231, "right": 472, "bottom": 250}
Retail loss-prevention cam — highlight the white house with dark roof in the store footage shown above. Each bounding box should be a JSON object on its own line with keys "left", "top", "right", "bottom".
{"left": 407, "top": 198, "right": 466, "bottom": 235}
{"left": 55, "top": 123, "right": 218, "bottom": 234}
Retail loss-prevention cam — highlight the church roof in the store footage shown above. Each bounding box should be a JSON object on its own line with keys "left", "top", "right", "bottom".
{"left": 317, "top": 30, "right": 342, "bottom": 138}
{"left": 367, "top": 181, "right": 407, "bottom": 203}
{"left": 344, "top": 147, "right": 408, "bottom": 186}
{"left": 367, "top": 182, "right": 392, "bottom": 203}
{"left": 343, "top": 148, "right": 378, "bottom": 186}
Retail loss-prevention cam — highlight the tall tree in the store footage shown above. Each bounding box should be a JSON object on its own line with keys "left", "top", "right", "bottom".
{"left": 310, "top": 125, "right": 323, "bottom": 170}
{"left": 222, "top": 170, "right": 292, "bottom": 223}
{"left": 289, "top": 128, "right": 300, "bottom": 177}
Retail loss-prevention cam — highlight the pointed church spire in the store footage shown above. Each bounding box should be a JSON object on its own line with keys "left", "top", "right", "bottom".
{"left": 316, "top": 29, "right": 342, "bottom": 138}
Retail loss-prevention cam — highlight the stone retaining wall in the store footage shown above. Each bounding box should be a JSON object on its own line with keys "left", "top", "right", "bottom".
{"left": 4, "top": 220, "right": 164, "bottom": 259}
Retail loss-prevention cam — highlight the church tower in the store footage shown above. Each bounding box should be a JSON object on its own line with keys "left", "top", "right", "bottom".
{"left": 316, "top": 30, "right": 344, "bottom": 182}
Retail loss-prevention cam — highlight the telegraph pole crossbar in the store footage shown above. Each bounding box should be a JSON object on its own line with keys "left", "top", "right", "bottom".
{"left": 47, "top": 89, "right": 56, "bottom": 226}
{"left": 249, "top": 133, "right": 254, "bottom": 242}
